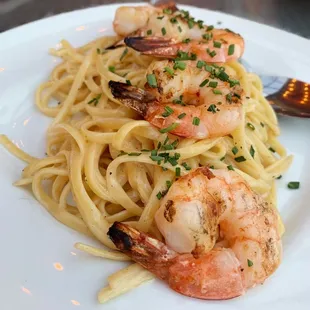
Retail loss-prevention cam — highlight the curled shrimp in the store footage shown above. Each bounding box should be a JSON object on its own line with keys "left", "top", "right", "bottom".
{"left": 113, "top": 4, "right": 244, "bottom": 63}
{"left": 108, "top": 60, "right": 243, "bottom": 139}
{"left": 108, "top": 167, "right": 282, "bottom": 299}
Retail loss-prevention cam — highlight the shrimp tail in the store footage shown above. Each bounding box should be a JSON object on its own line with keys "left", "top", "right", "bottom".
{"left": 108, "top": 81, "right": 155, "bottom": 116}
{"left": 108, "top": 222, "right": 177, "bottom": 280}
{"left": 124, "top": 37, "right": 177, "bottom": 57}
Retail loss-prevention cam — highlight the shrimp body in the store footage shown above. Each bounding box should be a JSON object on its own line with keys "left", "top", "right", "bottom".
{"left": 108, "top": 222, "right": 246, "bottom": 299}
{"left": 108, "top": 167, "right": 282, "bottom": 299}
{"left": 114, "top": 5, "right": 244, "bottom": 62}
{"left": 109, "top": 61, "right": 243, "bottom": 139}
{"left": 155, "top": 167, "right": 282, "bottom": 288}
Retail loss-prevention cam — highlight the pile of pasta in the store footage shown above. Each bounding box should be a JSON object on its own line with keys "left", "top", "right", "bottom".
{"left": 0, "top": 36, "right": 292, "bottom": 302}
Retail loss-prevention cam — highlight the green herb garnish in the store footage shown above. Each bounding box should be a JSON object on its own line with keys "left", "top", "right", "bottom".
{"left": 120, "top": 48, "right": 128, "bottom": 61}
{"left": 178, "top": 113, "right": 186, "bottom": 119}
{"left": 228, "top": 44, "right": 235, "bottom": 56}
{"left": 235, "top": 156, "right": 246, "bottom": 163}
{"left": 192, "top": 117, "right": 200, "bottom": 126}
{"left": 159, "top": 123, "right": 179, "bottom": 133}
{"left": 232, "top": 146, "right": 238, "bottom": 155}
{"left": 207, "top": 104, "right": 217, "bottom": 113}
{"left": 199, "top": 79, "right": 209, "bottom": 87}
{"left": 147, "top": 74, "right": 157, "bottom": 88}
{"left": 288, "top": 182, "right": 300, "bottom": 189}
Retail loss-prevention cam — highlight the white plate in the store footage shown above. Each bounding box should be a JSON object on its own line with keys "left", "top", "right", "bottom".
{"left": 1, "top": 3, "right": 310, "bottom": 310}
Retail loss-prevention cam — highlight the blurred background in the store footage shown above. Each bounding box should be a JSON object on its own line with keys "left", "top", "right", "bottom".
{"left": 0, "top": 0, "right": 310, "bottom": 37}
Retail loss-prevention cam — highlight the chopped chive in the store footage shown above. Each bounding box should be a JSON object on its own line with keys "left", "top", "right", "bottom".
{"left": 128, "top": 152, "right": 141, "bottom": 156}
{"left": 166, "top": 180, "right": 172, "bottom": 188}
{"left": 161, "top": 27, "right": 167, "bottom": 36}
{"left": 163, "top": 136, "right": 169, "bottom": 145}
{"left": 213, "top": 89, "right": 222, "bottom": 95}
{"left": 118, "top": 151, "right": 128, "bottom": 157}
{"left": 188, "top": 19, "right": 194, "bottom": 29}
{"left": 182, "top": 38, "right": 191, "bottom": 44}
{"left": 288, "top": 181, "right": 300, "bottom": 189}
{"left": 175, "top": 167, "right": 181, "bottom": 177}
{"left": 207, "top": 25, "right": 214, "bottom": 31}
{"left": 269, "top": 147, "right": 276, "bottom": 153}
{"left": 87, "top": 94, "right": 102, "bottom": 106}
{"left": 220, "top": 156, "right": 225, "bottom": 161}
{"left": 120, "top": 48, "right": 128, "bottom": 61}
{"left": 209, "top": 165, "right": 215, "bottom": 169}
{"left": 150, "top": 155, "right": 164, "bottom": 162}
{"left": 147, "top": 74, "right": 157, "bottom": 88}
{"left": 207, "top": 49, "right": 217, "bottom": 58}
{"left": 173, "top": 61, "right": 186, "bottom": 71}
{"left": 126, "top": 79, "right": 132, "bottom": 86}
{"left": 207, "top": 104, "right": 217, "bottom": 113}
{"left": 247, "top": 123, "right": 255, "bottom": 131}
{"left": 260, "top": 122, "right": 265, "bottom": 127}
{"left": 213, "top": 41, "right": 222, "bottom": 48}
{"left": 164, "top": 66, "right": 175, "bottom": 76}
{"left": 171, "top": 139, "right": 179, "bottom": 148}
{"left": 192, "top": 117, "right": 200, "bottom": 126}
{"left": 196, "top": 60, "right": 206, "bottom": 69}
{"left": 181, "top": 162, "right": 191, "bottom": 170}
{"left": 276, "top": 175, "right": 282, "bottom": 179}
{"left": 157, "top": 142, "right": 162, "bottom": 150}
{"left": 151, "top": 149, "right": 157, "bottom": 156}
{"left": 176, "top": 51, "right": 197, "bottom": 60}
{"left": 250, "top": 145, "right": 255, "bottom": 158}
{"left": 197, "top": 20, "right": 204, "bottom": 29}
{"left": 170, "top": 17, "right": 178, "bottom": 24}
{"left": 141, "top": 149, "right": 151, "bottom": 152}
{"left": 156, "top": 192, "right": 162, "bottom": 200}
{"left": 247, "top": 259, "right": 253, "bottom": 267}
{"left": 226, "top": 93, "right": 232, "bottom": 102}
{"left": 202, "top": 33, "right": 212, "bottom": 41}
{"left": 163, "top": 8, "right": 172, "bottom": 14}
{"left": 173, "top": 95, "right": 185, "bottom": 105}
{"left": 228, "top": 44, "right": 235, "bottom": 56}
{"left": 205, "top": 64, "right": 213, "bottom": 73}
{"left": 209, "top": 81, "right": 218, "bottom": 88}
{"left": 232, "top": 146, "right": 238, "bottom": 155}
{"left": 147, "top": 29, "right": 152, "bottom": 35}
{"left": 199, "top": 79, "right": 209, "bottom": 87}
{"left": 227, "top": 165, "right": 234, "bottom": 171}
{"left": 218, "top": 70, "right": 229, "bottom": 82}
{"left": 235, "top": 156, "right": 246, "bottom": 163}
{"left": 159, "top": 123, "right": 179, "bottom": 133}
{"left": 162, "top": 106, "right": 174, "bottom": 117}
{"left": 228, "top": 79, "right": 240, "bottom": 87}
{"left": 157, "top": 16, "right": 164, "bottom": 20}
{"left": 178, "top": 25, "right": 182, "bottom": 32}
{"left": 96, "top": 48, "right": 101, "bottom": 54}
{"left": 178, "top": 113, "right": 186, "bottom": 119}
{"left": 108, "top": 66, "right": 115, "bottom": 73}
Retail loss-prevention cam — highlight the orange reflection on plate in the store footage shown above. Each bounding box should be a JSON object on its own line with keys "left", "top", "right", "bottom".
{"left": 53, "top": 262, "right": 64, "bottom": 271}
{"left": 0, "top": 68, "right": 4, "bottom": 72}
{"left": 71, "top": 300, "right": 81, "bottom": 306}
{"left": 21, "top": 286, "right": 32, "bottom": 296}
{"left": 76, "top": 26, "right": 86, "bottom": 31}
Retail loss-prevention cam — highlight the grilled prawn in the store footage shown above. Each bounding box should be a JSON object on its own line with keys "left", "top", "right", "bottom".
{"left": 108, "top": 167, "right": 282, "bottom": 300}
{"left": 113, "top": 4, "right": 244, "bottom": 63}
{"left": 109, "top": 60, "right": 243, "bottom": 139}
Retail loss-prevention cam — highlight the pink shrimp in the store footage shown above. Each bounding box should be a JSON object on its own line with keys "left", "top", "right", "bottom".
{"left": 113, "top": 4, "right": 244, "bottom": 63}
{"left": 108, "top": 167, "right": 282, "bottom": 299}
{"left": 108, "top": 60, "right": 243, "bottom": 139}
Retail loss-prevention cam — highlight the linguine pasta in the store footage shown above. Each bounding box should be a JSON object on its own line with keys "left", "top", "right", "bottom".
{"left": 0, "top": 35, "right": 292, "bottom": 303}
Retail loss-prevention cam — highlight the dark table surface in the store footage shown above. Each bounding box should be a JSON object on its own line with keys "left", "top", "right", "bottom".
{"left": 1, "top": 0, "right": 310, "bottom": 38}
